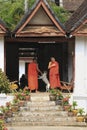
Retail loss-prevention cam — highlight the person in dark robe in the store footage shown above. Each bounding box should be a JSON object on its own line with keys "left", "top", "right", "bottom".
{"left": 20, "top": 74, "right": 28, "bottom": 90}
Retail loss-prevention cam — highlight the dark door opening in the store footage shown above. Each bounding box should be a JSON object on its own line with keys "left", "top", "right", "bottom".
{"left": 6, "top": 41, "right": 68, "bottom": 92}
{"left": 6, "top": 42, "right": 19, "bottom": 81}
{"left": 38, "top": 43, "right": 68, "bottom": 80}
{"left": 38, "top": 43, "right": 68, "bottom": 91}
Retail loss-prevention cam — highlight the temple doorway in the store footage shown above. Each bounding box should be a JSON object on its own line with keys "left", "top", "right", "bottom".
{"left": 6, "top": 40, "right": 74, "bottom": 92}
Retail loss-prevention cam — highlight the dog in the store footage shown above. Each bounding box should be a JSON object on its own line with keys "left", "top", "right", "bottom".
{"left": 38, "top": 71, "right": 50, "bottom": 92}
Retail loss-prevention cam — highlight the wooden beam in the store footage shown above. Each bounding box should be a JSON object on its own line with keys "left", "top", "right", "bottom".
{"left": 6, "top": 36, "right": 74, "bottom": 43}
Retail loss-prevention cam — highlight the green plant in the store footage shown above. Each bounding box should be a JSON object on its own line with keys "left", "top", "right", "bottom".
{"left": 67, "top": 105, "right": 74, "bottom": 116}
{"left": 49, "top": 89, "right": 58, "bottom": 101}
{"left": 0, "top": 69, "right": 11, "bottom": 93}
{"left": 76, "top": 108, "right": 85, "bottom": 122}
{"left": 49, "top": 89, "right": 57, "bottom": 95}
{"left": 56, "top": 90, "right": 63, "bottom": 100}
{"left": 68, "top": 105, "right": 73, "bottom": 112}
{"left": 0, "top": 119, "right": 8, "bottom": 130}
{"left": 0, "top": 106, "right": 5, "bottom": 114}
{"left": 62, "top": 96, "right": 70, "bottom": 106}
{"left": 78, "top": 108, "right": 85, "bottom": 116}
{"left": 12, "top": 98, "right": 19, "bottom": 104}
{"left": 47, "top": 0, "right": 70, "bottom": 23}
{"left": 17, "top": 92, "right": 25, "bottom": 100}
{"left": 0, "top": 119, "right": 3, "bottom": 130}
{"left": 0, "top": 0, "right": 36, "bottom": 30}
{"left": 72, "top": 101, "right": 78, "bottom": 110}
{"left": 23, "top": 87, "right": 30, "bottom": 96}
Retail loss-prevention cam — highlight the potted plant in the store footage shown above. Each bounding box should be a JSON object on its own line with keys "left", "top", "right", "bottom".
{"left": 55, "top": 90, "right": 63, "bottom": 105}
{"left": 23, "top": 87, "right": 31, "bottom": 101}
{"left": 16, "top": 90, "right": 26, "bottom": 101}
{"left": 4, "top": 106, "right": 12, "bottom": 119}
{"left": 72, "top": 101, "right": 78, "bottom": 116}
{"left": 0, "top": 106, "right": 5, "bottom": 120}
{"left": 85, "top": 114, "right": 87, "bottom": 124}
{"left": 49, "top": 89, "right": 57, "bottom": 101}
{"left": 68, "top": 105, "right": 73, "bottom": 116}
{"left": 76, "top": 108, "right": 85, "bottom": 122}
{"left": 62, "top": 96, "right": 70, "bottom": 111}
{"left": 18, "top": 100, "right": 25, "bottom": 107}
{"left": 12, "top": 97, "right": 19, "bottom": 106}
{"left": 9, "top": 82, "right": 18, "bottom": 93}
{"left": 0, "top": 119, "right": 8, "bottom": 130}
{"left": 4, "top": 102, "right": 13, "bottom": 118}
{"left": 11, "top": 105, "right": 19, "bottom": 113}
{"left": 0, "top": 112, "right": 4, "bottom": 120}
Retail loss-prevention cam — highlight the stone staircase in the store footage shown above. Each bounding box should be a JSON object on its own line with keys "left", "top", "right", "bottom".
{"left": 7, "top": 92, "right": 86, "bottom": 127}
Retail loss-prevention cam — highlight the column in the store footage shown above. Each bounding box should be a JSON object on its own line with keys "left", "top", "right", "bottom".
{"left": 72, "top": 36, "right": 87, "bottom": 113}
{"left": 0, "top": 37, "right": 4, "bottom": 71}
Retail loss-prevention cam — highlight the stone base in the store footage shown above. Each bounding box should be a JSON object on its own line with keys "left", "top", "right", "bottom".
{"left": 0, "top": 93, "right": 14, "bottom": 106}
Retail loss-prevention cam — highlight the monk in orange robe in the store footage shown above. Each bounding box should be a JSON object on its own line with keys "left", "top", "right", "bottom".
{"left": 28, "top": 58, "right": 41, "bottom": 92}
{"left": 48, "top": 57, "right": 61, "bottom": 89}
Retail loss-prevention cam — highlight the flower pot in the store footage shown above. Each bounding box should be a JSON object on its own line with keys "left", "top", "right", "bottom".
{"left": 68, "top": 111, "right": 73, "bottom": 116}
{"left": 55, "top": 99, "right": 62, "bottom": 105}
{"left": 85, "top": 115, "right": 87, "bottom": 123}
{"left": 0, "top": 113, "right": 4, "bottom": 119}
{"left": 5, "top": 111, "right": 13, "bottom": 118}
{"left": 25, "top": 95, "right": 31, "bottom": 101}
{"left": 63, "top": 105, "right": 71, "bottom": 111}
{"left": 76, "top": 116, "right": 85, "bottom": 122}
{"left": 72, "top": 109, "right": 78, "bottom": 116}
{"left": 11, "top": 106, "right": 19, "bottom": 112}
{"left": 18, "top": 100, "right": 25, "bottom": 107}
{"left": 49, "top": 94, "right": 56, "bottom": 101}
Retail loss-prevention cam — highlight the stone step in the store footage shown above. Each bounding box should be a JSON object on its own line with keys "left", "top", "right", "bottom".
{"left": 6, "top": 126, "right": 87, "bottom": 130}
{"left": 31, "top": 92, "right": 49, "bottom": 96}
{"left": 14, "top": 110, "right": 68, "bottom": 117}
{"left": 11, "top": 116, "right": 76, "bottom": 122}
{"left": 31, "top": 96, "right": 49, "bottom": 101}
{"left": 19, "top": 105, "right": 63, "bottom": 111}
{"left": 27, "top": 101, "right": 56, "bottom": 106}
{"left": 30, "top": 93, "right": 50, "bottom": 101}
{"left": 7, "top": 93, "right": 86, "bottom": 127}
{"left": 30, "top": 93, "right": 69, "bottom": 102}
{"left": 7, "top": 121, "right": 86, "bottom": 127}
{"left": 30, "top": 92, "right": 68, "bottom": 98}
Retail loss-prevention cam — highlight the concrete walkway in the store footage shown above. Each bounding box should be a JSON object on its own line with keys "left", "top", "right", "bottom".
{"left": 7, "top": 126, "right": 87, "bottom": 130}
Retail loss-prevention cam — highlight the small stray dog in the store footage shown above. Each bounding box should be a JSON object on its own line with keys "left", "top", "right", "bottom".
{"left": 39, "top": 71, "right": 50, "bottom": 92}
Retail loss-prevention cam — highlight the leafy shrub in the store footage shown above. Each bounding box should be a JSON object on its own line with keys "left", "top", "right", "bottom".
{"left": 47, "top": 0, "right": 70, "bottom": 23}
{"left": 0, "top": 69, "right": 11, "bottom": 93}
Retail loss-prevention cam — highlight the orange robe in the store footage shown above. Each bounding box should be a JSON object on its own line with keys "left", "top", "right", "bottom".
{"left": 28, "top": 62, "right": 38, "bottom": 91}
{"left": 49, "top": 61, "right": 61, "bottom": 89}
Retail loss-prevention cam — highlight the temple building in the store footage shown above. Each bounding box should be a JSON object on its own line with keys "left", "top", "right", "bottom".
{"left": 0, "top": 0, "right": 87, "bottom": 102}
{"left": 5, "top": 0, "right": 74, "bottom": 87}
